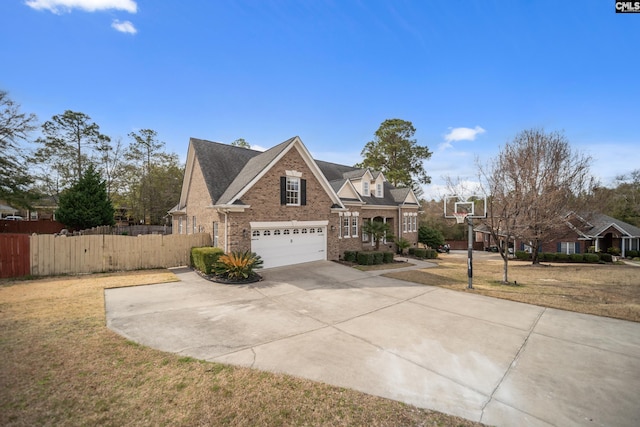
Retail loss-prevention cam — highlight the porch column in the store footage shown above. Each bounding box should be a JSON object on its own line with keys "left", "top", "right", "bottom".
{"left": 621, "top": 237, "right": 626, "bottom": 258}
{"left": 383, "top": 217, "right": 387, "bottom": 244}
{"left": 595, "top": 238, "right": 599, "bottom": 252}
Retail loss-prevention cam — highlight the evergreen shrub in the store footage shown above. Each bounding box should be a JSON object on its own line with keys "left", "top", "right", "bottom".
{"left": 357, "top": 252, "right": 374, "bottom": 265}
{"left": 191, "top": 247, "right": 224, "bottom": 274}
{"left": 372, "top": 252, "right": 384, "bottom": 265}
{"left": 599, "top": 253, "right": 613, "bottom": 262}
{"left": 570, "top": 253, "right": 584, "bottom": 263}
{"left": 555, "top": 253, "right": 569, "bottom": 262}
{"left": 344, "top": 251, "right": 358, "bottom": 262}
{"left": 515, "top": 250, "right": 531, "bottom": 261}
{"left": 584, "top": 253, "right": 600, "bottom": 263}
{"left": 413, "top": 248, "right": 427, "bottom": 259}
{"left": 541, "top": 252, "right": 556, "bottom": 262}
{"left": 383, "top": 251, "right": 394, "bottom": 263}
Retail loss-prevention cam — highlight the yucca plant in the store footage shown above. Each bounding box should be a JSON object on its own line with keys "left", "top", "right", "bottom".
{"left": 213, "top": 250, "right": 263, "bottom": 280}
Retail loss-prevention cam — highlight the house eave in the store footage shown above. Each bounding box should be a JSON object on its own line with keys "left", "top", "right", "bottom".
{"left": 213, "top": 204, "right": 250, "bottom": 212}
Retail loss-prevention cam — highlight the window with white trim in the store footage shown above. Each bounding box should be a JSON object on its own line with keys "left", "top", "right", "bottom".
{"left": 286, "top": 177, "right": 300, "bottom": 205}
{"left": 376, "top": 183, "right": 383, "bottom": 197}
{"left": 362, "top": 181, "right": 370, "bottom": 196}
{"left": 403, "top": 214, "right": 408, "bottom": 233}
{"left": 351, "top": 215, "right": 358, "bottom": 237}
{"left": 214, "top": 222, "right": 220, "bottom": 246}
{"left": 560, "top": 242, "right": 576, "bottom": 254}
{"left": 362, "top": 219, "right": 370, "bottom": 242}
{"left": 342, "top": 216, "right": 350, "bottom": 238}
{"left": 192, "top": 216, "right": 197, "bottom": 234}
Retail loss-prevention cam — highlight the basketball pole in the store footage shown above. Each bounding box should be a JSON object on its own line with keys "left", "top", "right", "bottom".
{"left": 467, "top": 216, "right": 473, "bottom": 289}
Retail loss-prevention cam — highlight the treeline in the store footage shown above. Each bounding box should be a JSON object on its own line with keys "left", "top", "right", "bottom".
{"left": 1, "top": 90, "right": 182, "bottom": 226}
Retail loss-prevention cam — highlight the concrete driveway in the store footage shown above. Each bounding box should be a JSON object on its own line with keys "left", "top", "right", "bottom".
{"left": 105, "top": 260, "right": 640, "bottom": 427}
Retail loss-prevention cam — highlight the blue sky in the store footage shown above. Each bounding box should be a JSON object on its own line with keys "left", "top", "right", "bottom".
{"left": 2, "top": 0, "right": 639, "bottom": 199}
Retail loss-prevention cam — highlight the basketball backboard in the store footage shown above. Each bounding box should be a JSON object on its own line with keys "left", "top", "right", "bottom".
{"left": 444, "top": 195, "right": 487, "bottom": 219}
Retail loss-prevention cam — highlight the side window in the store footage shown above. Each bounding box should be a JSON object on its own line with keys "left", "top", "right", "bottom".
{"left": 214, "top": 222, "right": 220, "bottom": 246}
{"left": 362, "top": 181, "right": 370, "bottom": 196}
{"left": 376, "top": 183, "right": 383, "bottom": 197}
{"left": 280, "top": 176, "right": 307, "bottom": 206}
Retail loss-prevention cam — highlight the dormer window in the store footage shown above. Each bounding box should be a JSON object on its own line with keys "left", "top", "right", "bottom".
{"left": 363, "top": 181, "right": 370, "bottom": 196}
{"left": 376, "top": 183, "right": 383, "bottom": 198}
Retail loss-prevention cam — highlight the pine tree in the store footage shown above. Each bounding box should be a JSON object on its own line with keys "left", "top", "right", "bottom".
{"left": 56, "top": 164, "right": 115, "bottom": 230}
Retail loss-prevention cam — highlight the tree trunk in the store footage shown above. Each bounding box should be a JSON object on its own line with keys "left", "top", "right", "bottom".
{"left": 501, "top": 252, "right": 509, "bottom": 283}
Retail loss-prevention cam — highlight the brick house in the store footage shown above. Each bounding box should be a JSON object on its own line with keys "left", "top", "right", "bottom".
{"left": 169, "top": 136, "right": 420, "bottom": 268}
{"left": 477, "top": 212, "right": 640, "bottom": 257}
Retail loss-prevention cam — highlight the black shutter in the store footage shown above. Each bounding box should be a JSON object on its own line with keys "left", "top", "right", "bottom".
{"left": 301, "top": 179, "right": 306, "bottom": 205}
{"left": 280, "top": 177, "right": 286, "bottom": 205}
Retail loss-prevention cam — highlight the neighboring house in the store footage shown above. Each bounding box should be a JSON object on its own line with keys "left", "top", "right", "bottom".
{"left": 0, "top": 202, "right": 19, "bottom": 218}
{"left": 477, "top": 212, "right": 640, "bottom": 257}
{"left": 543, "top": 212, "right": 640, "bottom": 257}
{"left": 169, "top": 136, "right": 420, "bottom": 268}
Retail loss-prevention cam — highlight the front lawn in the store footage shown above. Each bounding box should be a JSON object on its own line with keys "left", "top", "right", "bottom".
{"left": 386, "top": 255, "right": 640, "bottom": 322}
{"left": 0, "top": 270, "right": 483, "bottom": 426}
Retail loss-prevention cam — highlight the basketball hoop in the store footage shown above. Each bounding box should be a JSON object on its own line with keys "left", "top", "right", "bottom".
{"left": 453, "top": 212, "right": 468, "bottom": 224}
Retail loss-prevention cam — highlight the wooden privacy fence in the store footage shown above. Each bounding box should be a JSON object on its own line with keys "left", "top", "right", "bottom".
{"left": 29, "top": 233, "right": 211, "bottom": 276}
{"left": 0, "top": 234, "right": 30, "bottom": 278}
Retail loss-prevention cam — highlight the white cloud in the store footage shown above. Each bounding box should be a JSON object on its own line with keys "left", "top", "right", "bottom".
{"left": 25, "top": 0, "right": 137, "bottom": 14}
{"left": 439, "top": 126, "right": 486, "bottom": 151}
{"left": 251, "top": 145, "right": 267, "bottom": 152}
{"left": 444, "top": 126, "right": 486, "bottom": 143}
{"left": 111, "top": 19, "right": 136, "bottom": 34}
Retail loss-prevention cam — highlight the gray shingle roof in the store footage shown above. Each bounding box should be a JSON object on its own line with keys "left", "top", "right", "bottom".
{"left": 189, "top": 137, "right": 416, "bottom": 208}
{"left": 315, "top": 160, "right": 361, "bottom": 182}
{"left": 190, "top": 138, "right": 262, "bottom": 203}
{"left": 588, "top": 213, "right": 640, "bottom": 237}
{"left": 216, "top": 137, "right": 295, "bottom": 205}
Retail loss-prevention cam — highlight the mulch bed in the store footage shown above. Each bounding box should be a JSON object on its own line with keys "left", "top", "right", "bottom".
{"left": 193, "top": 268, "right": 262, "bottom": 285}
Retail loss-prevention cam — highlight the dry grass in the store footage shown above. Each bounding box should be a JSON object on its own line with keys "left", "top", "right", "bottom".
{"left": 387, "top": 255, "right": 640, "bottom": 322}
{"left": 0, "top": 270, "right": 483, "bottom": 427}
{"left": 353, "top": 261, "right": 416, "bottom": 271}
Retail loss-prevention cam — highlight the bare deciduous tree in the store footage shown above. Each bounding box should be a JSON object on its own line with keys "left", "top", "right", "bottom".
{"left": 481, "top": 129, "right": 594, "bottom": 275}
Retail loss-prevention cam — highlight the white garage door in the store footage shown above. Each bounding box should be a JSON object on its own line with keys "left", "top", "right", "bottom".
{"left": 251, "top": 221, "right": 327, "bottom": 269}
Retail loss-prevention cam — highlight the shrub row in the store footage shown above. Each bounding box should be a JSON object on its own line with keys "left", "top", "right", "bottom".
{"left": 626, "top": 250, "right": 639, "bottom": 258}
{"left": 345, "top": 250, "right": 394, "bottom": 265}
{"left": 191, "top": 246, "right": 225, "bottom": 274}
{"left": 515, "top": 250, "right": 613, "bottom": 263}
{"left": 408, "top": 247, "right": 438, "bottom": 259}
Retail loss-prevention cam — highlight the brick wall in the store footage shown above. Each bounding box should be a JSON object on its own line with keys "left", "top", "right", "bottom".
{"left": 228, "top": 146, "right": 340, "bottom": 258}
{"left": 177, "top": 156, "right": 223, "bottom": 245}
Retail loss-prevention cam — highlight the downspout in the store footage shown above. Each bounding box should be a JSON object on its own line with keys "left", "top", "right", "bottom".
{"left": 398, "top": 206, "right": 402, "bottom": 246}
{"left": 224, "top": 211, "right": 229, "bottom": 253}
